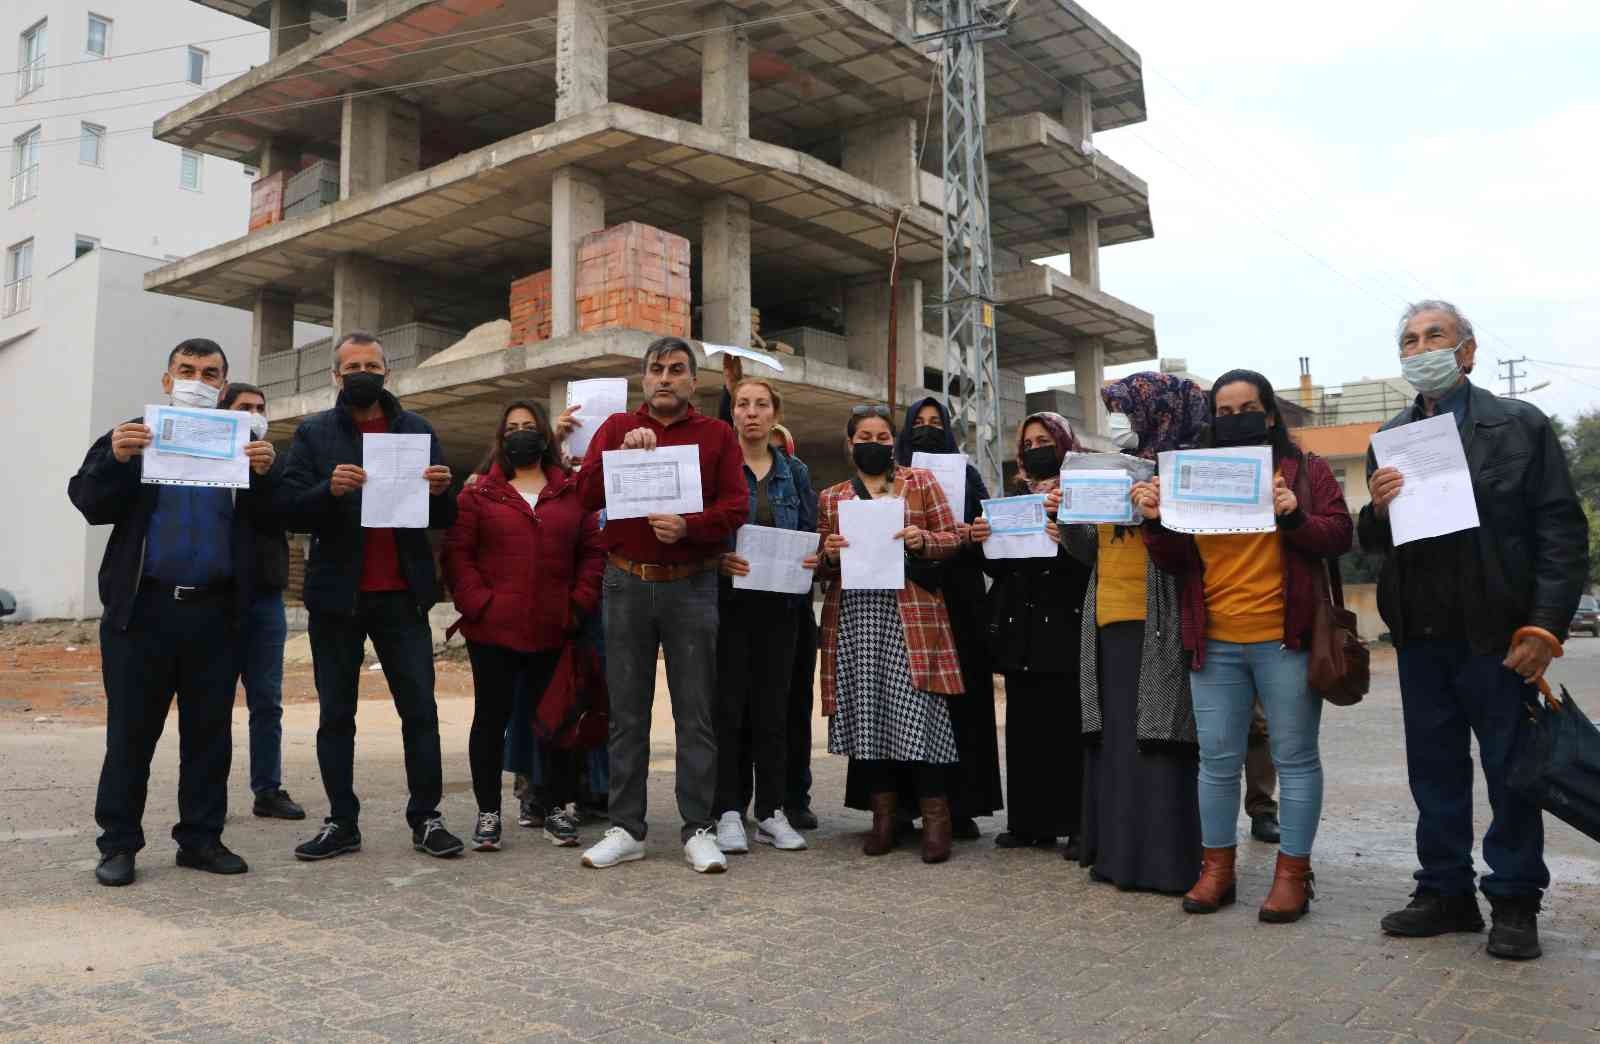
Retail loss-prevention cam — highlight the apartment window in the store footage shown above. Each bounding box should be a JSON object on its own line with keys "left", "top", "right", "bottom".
{"left": 242, "top": 166, "right": 259, "bottom": 178}
{"left": 18, "top": 20, "right": 47, "bottom": 97}
{"left": 86, "top": 14, "right": 111, "bottom": 57}
{"left": 180, "top": 149, "right": 202, "bottom": 191}
{"left": 74, "top": 235, "right": 98, "bottom": 259}
{"left": 186, "top": 46, "right": 208, "bottom": 85}
{"left": 10, "top": 127, "right": 40, "bottom": 206}
{"left": 79, "top": 122, "right": 105, "bottom": 167}
{"left": 4, "top": 239, "right": 33, "bottom": 317}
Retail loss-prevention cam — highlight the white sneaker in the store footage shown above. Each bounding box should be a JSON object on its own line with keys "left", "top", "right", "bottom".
{"left": 685, "top": 828, "right": 728, "bottom": 873}
{"left": 715, "top": 811, "right": 749, "bottom": 854}
{"left": 580, "top": 826, "right": 645, "bottom": 869}
{"left": 755, "top": 810, "right": 808, "bottom": 851}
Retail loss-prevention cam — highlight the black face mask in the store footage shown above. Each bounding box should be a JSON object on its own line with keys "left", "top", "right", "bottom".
{"left": 852, "top": 441, "right": 894, "bottom": 476}
{"left": 504, "top": 429, "right": 547, "bottom": 469}
{"left": 908, "top": 425, "right": 947, "bottom": 454}
{"left": 1021, "top": 445, "right": 1062, "bottom": 480}
{"left": 339, "top": 371, "right": 385, "bottom": 409}
{"left": 1212, "top": 411, "right": 1269, "bottom": 447}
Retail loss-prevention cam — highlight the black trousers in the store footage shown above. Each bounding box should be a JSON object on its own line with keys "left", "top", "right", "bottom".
{"left": 1003, "top": 669, "right": 1081, "bottom": 840}
{"left": 738, "top": 605, "right": 818, "bottom": 813}
{"left": 96, "top": 586, "right": 238, "bottom": 856}
{"left": 715, "top": 596, "right": 798, "bottom": 820}
{"left": 855, "top": 759, "right": 946, "bottom": 799}
{"left": 465, "top": 641, "right": 577, "bottom": 813}
{"left": 308, "top": 592, "right": 443, "bottom": 830}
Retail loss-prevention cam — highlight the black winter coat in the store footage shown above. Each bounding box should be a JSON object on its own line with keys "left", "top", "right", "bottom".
{"left": 983, "top": 546, "right": 1091, "bottom": 675}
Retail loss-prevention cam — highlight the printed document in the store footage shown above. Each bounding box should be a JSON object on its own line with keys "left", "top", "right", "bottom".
{"left": 839, "top": 497, "right": 905, "bottom": 590}
{"left": 1157, "top": 446, "right": 1276, "bottom": 534}
{"left": 701, "top": 343, "right": 785, "bottom": 373}
{"left": 1056, "top": 471, "right": 1136, "bottom": 525}
{"left": 1370, "top": 413, "right": 1480, "bottom": 545}
{"left": 564, "top": 378, "right": 629, "bottom": 459}
{"left": 981, "top": 495, "right": 1056, "bottom": 560}
{"left": 140, "top": 405, "right": 249, "bottom": 489}
{"left": 361, "top": 433, "right": 431, "bottom": 528}
{"left": 602, "top": 444, "right": 704, "bottom": 520}
{"left": 911, "top": 451, "right": 968, "bottom": 520}
{"left": 732, "top": 525, "right": 819, "bottom": 595}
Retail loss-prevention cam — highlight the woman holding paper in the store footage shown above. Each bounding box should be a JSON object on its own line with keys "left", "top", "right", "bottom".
{"left": 804, "top": 405, "right": 966, "bottom": 863}
{"left": 1136, "top": 370, "right": 1352, "bottom": 924}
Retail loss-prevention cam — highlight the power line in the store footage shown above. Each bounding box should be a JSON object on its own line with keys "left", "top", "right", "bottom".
{"left": 0, "top": 16, "right": 332, "bottom": 78}
{"left": 1528, "top": 358, "right": 1600, "bottom": 373}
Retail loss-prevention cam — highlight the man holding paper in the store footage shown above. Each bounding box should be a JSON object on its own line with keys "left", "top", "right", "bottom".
{"left": 1361, "top": 301, "right": 1587, "bottom": 960}
{"left": 576, "top": 337, "right": 748, "bottom": 874}
{"left": 276, "top": 331, "right": 464, "bottom": 863}
{"left": 68, "top": 339, "right": 279, "bottom": 887}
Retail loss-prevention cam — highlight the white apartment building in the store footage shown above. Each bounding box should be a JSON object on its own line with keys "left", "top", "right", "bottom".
{"left": 1, "top": 0, "right": 324, "bottom": 620}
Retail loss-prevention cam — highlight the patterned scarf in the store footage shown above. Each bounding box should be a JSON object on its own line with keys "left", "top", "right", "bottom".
{"left": 1100, "top": 372, "right": 1210, "bottom": 459}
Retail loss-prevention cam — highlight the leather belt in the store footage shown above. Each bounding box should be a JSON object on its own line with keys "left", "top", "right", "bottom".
{"left": 607, "top": 552, "right": 716, "bottom": 582}
{"left": 141, "top": 578, "right": 235, "bottom": 602}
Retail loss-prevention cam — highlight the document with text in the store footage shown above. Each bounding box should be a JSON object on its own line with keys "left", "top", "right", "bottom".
{"left": 563, "top": 378, "right": 629, "bottom": 459}
{"left": 1056, "top": 470, "right": 1136, "bottom": 525}
{"left": 911, "top": 451, "right": 968, "bottom": 520}
{"left": 361, "top": 433, "right": 432, "bottom": 528}
{"left": 732, "top": 525, "right": 820, "bottom": 595}
{"left": 1370, "top": 413, "right": 1480, "bottom": 545}
{"left": 602, "top": 444, "right": 704, "bottom": 520}
{"left": 140, "top": 405, "right": 250, "bottom": 488}
{"left": 981, "top": 494, "right": 1056, "bottom": 560}
{"left": 839, "top": 497, "right": 905, "bottom": 590}
{"left": 1157, "top": 446, "right": 1276, "bottom": 534}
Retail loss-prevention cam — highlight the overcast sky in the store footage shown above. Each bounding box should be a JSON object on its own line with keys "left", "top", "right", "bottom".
{"left": 1028, "top": 0, "right": 1600, "bottom": 423}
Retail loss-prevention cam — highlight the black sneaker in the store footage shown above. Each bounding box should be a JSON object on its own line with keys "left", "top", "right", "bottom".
{"left": 1380, "top": 890, "right": 1485, "bottom": 937}
{"left": 543, "top": 806, "right": 580, "bottom": 847}
{"left": 253, "top": 789, "right": 307, "bottom": 821}
{"left": 472, "top": 811, "right": 503, "bottom": 852}
{"left": 413, "top": 817, "right": 465, "bottom": 858}
{"left": 1487, "top": 896, "right": 1542, "bottom": 960}
{"left": 1250, "top": 812, "right": 1281, "bottom": 844}
{"left": 294, "top": 821, "right": 362, "bottom": 862}
{"left": 785, "top": 806, "right": 819, "bottom": 831}
{"left": 517, "top": 799, "right": 545, "bottom": 829}
{"left": 95, "top": 851, "right": 135, "bottom": 887}
{"left": 176, "top": 841, "right": 249, "bottom": 875}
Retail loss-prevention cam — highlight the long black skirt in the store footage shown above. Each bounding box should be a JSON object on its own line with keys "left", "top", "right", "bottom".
{"left": 1079, "top": 621, "right": 1201, "bottom": 894}
{"left": 1002, "top": 669, "right": 1080, "bottom": 840}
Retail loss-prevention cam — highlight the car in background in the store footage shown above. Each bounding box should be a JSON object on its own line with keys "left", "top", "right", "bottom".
{"left": 1571, "top": 594, "right": 1600, "bottom": 637}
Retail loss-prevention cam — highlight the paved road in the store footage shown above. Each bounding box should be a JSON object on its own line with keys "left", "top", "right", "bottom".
{"left": 2, "top": 642, "right": 1598, "bottom": 1042}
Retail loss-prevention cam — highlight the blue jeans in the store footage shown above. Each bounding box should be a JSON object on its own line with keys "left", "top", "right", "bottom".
{"left": 239, "top": 591, "right": 287, "bottom": 795}
{"left": 1397, "top": 640, "right": 1548, "bottom": 899}
{"left": 1191, "top": 639, "right": 1323, "bottom": 856}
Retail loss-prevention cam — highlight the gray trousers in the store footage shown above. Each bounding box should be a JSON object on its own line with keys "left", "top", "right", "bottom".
{"left": 602, "top": 564, "right": 720, "bottom": 842}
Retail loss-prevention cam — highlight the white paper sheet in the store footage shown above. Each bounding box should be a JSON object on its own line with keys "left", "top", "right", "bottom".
{"left": 563, "top": 377, "right": 629, "bottom": 459}
{"left": 981, "top": 494, "right": 1056, "bottom": 560}
{"left": 732, "top": 525, "right": 819, "bottom": 594}
{"left": 911, "top": 451, "right": 968, "bottom": 520}
{"left": 1056, "top": 470, "right": 1136, "bottom": 525}
{"left": 361, "top": 433, "right": 431, "bottom": 528}
{"left": 601, "top": 444, "right": 704, "bottom": 520}
{"left": 1156, "top": 446, "right": 1276, "bottom": 534}
{"left": 838, "top": 497, "right": 905, "bottom": 590}
{"left": 1370, "top": 412, "right": 1480, "bottom": 546}
{"left": 139, "top": 405, "right": 250, "bottom": 488}
{"left": 701, "top": 343, "right": 785, "bottom": 373}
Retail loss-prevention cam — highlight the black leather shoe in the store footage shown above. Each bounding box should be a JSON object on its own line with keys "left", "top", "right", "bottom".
{"left": 176, "top": 842, "right": 249, "bottom": 875}
{"left": 994, "top": 831, "right": 1051, "bottom": 849}
{"left": 784, "top": 806, "right": 819, "bottom": 831}
{"left": 95, "top": 851, "right": 135, "bottom": 887}
{"left": 1487, "top": 896, "right": 1542, "bottom": 960}
{"left": 1381, "top": 890, "right": 1484, "bottom": 937}
{"left": 1250, "top": 813, "right": 1281, "bottom": 843}
{"left": 295, "top": 821, "right": 362, "bottom": 861}
{"left": 253, "top": 789, "right": 307, "bottom": 820}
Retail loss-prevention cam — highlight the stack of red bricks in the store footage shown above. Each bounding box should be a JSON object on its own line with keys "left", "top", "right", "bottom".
{"left": 508, "top": 269, "right": 552, "bottom": 346}
{"left": 576, "top": 222, "right": 691, "bottom": 338}
{"left": 249, "top": 172, "right": 285, "bottom": 232}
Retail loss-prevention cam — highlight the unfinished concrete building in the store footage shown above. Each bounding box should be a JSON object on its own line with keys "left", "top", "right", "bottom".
{"left": 149, "top": 0, "right": 1157, "bottom": 482}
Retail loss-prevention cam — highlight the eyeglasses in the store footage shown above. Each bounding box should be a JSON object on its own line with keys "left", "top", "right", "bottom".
{"left": 850, "top": 404, "right": 892, "bottom": 419}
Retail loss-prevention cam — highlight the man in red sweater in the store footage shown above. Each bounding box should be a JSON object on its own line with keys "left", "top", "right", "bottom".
{"left": 576, "top": 338, "right": 747, "bottom": 873}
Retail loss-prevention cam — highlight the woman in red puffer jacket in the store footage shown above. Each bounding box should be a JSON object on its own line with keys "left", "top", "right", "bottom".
{"left": 443, "top": 399, "right": 604, "bottom": 854}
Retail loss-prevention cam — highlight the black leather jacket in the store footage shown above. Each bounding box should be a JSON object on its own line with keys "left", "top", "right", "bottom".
{"left": 1358, "top": 382, "right": 1587, "bottom": 653}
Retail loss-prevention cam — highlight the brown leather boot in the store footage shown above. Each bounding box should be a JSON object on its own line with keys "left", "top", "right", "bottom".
{"left": 920, "top": 797, "right": 952, "bottom": 864}
{"left": 1259, "top": 852, "right": 1315, "bottom": 923}
{"left": 863, "top": 792, "right": 897, "bottom": 856}
{"left": 1182, "top": 846, "right": 1237, "bottom": 914}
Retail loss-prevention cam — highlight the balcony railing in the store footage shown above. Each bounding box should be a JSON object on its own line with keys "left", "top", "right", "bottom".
{"left": 10, "top": 164, "right": 37, "bottom": 207}
{"left": 3, "top": 275, "right": 31, "bottom": 317}
{"left": 258, "top": 322, "right": 465, "bottom": 402}
{"left": 17, "top": 56, "right": 45, "bottom": 98}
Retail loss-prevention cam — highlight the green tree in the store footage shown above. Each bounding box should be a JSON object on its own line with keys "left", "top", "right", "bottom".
{"left": 1559, "top": 410, "right": 1600, "bottom": 509}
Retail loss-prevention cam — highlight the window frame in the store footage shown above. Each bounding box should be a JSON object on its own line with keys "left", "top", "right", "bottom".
{"left": 179, "top": 149, "right": 203, "bottom": 191}
{"left": 86, "top": 13, "right": 111, "bottom": 58}
{"left": 79, "top": 122, "right": 106, "bottom": 167}
{"left": 10, "top": 126, "right": 41, "bottom": 207}
{"left": 186, "top": 45, "right": 208, "bottom": 86}
{"left": 4, "top": 238, "right": 34, "bottom": 317}
{"left": 74, "top": 234, "right": 99, "bottom": 259}
{"left": 18, "top": 19, "right": 47, "bottom": 98}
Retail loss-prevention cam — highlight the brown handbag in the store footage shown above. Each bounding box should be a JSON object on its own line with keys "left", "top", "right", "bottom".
{"left": 1295, "top": 455, "right": 1369, "bottom": 706}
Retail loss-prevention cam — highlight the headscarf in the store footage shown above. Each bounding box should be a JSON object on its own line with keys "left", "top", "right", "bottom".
{"left": 893, "top": 395, "right": 989, "bottom": 522}
{"left": 1100, "top": 372, "right": 1210, "bottom": 460}
{"left": 1013, "top": 411, "right": 1078, "bottom": 494}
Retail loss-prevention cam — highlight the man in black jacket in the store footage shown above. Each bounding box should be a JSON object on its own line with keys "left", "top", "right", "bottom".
{"left": 67, "top": 339, "right": 280, "bottom": 887}
{"left": 275, "top": 331, "right": 463, "bottom": 861}
{"left": 1361, "top": 301, "right": 1587, "bottom": 961}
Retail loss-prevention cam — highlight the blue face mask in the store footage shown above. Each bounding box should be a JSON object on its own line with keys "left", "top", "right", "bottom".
{"left": 1401, "top": 341, "right": 1465, "bottom": 397}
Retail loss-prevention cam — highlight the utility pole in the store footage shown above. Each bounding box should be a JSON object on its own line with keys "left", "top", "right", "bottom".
{"left": 1499, "top": 357, "right": 1526, "bottom": 398}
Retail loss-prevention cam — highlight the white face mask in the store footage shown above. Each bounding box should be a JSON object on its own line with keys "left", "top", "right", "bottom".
{"left": 171, "top": 379, "right": 220, "bottom": 409}
{"left": 1112, "top": 429, "right": 1140, "bottom": 452}
{"left": 1400, "top": 341, "right": 1466, "bottom": 398}
{"left": 248, "top": 413, "right": 269, "bottom": 440}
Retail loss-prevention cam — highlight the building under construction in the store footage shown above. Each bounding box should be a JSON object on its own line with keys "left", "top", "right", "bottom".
{"left": 149, "top": 0, "right": 1157, "bottom": 484}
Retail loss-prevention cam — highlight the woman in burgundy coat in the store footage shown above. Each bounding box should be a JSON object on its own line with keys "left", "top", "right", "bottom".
{"left": 443, "top": 400, "right": 604, "bottom": 853}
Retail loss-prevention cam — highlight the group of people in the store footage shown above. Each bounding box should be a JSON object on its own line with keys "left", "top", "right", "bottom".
{"left": 70, "top": 298, "right": 1587, "bottom": 962}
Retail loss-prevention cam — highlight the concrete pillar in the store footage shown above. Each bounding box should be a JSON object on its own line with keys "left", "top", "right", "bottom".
{"left": 339, "top": 96, "right": 420, "bottom": 200}
{"left": 701, "top": 6, "right": 749, "bottom": 138}
{"left": 333, "top": 255, "right": 414, "bottom": 342}
{"left": 845, "top": 277, "right": 923, "bottom": 395}
{"left": 550, "top": 168, "right": 605, "bottom": 338}
{"left": 841, "top": 117, "right": 919, "bottom": 203}
{"left": 1061, "top": 80, "right": 1094, "bottom": 143}
{"left": 1066, "top": 204, "right": 1100, "bottom": 290}
{"left": 701, "top": 195, "right": 752, "bottom": 347}
{"left": 268, "top": 0, "right": 312, "bottom": 58}
{"left": 252, "top": 289, "right": 296, "bottom": 359}
{"left": 555, "top": 0, "right": 608, "bottom": 120}
{"left": 1073, "top": 336, "right": 1106, "bottom": 436}
{"left": 259, "top": 137, "right": 300, "bottom": 178}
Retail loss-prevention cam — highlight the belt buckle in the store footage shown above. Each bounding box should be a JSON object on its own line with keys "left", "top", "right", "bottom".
{"left": 172, "top": 585, "right": 197, "bottom": 602}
